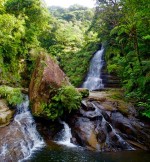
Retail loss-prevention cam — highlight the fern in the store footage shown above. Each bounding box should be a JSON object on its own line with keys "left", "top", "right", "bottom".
{"left": 41, "top": 85, "right": 82, "bottom": 120}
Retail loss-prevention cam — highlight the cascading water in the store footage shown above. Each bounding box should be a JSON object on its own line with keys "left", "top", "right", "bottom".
{"left": 15, "top": 96, "right": 45, "bottom": 161}
{"left": 0, "top": 96, "right": 45, "bottom": 162}
{"left": 90, "top": 102, "right": 134, "bottom": 151}
{"left": 56, "top": 120, "right": 76, "bottom": 147}
{"left": 82, "top": 46, "right": 104, "bottom": 90}
{"left": 79, "top": 101, "right": 134, "bottom": 151}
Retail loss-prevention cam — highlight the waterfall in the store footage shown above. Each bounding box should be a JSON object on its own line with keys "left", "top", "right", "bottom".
{"left": 11, "top": 96, "right": 45, "bottom": 161}
{"left": 56, "top": 120, "right": 76, "bottom": 147}
{"left": 0, "top": 96, "right": 45, "bottom": 161}
{"left": 89, "top": 102, "right": 134, "bottom": 151}
{"left": 82, "top": 46, "right": 104, "bottom": 90}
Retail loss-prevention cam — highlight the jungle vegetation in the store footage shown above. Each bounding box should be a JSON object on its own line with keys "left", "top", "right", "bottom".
{"left": 0, "top": 0, "right": 149, "bottom": 118}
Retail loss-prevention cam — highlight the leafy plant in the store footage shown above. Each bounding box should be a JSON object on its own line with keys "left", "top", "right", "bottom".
{"left": 93, "top": 0, "right": 150, "bottom": 118}
{"left": 138, "top": 100, "right": 150, "bottom": 118}
{"left": 0, "top": 85, "right": 23, "bottom": 105}
{"left": 41, "top": 85, "right": 82, "bottom": 120}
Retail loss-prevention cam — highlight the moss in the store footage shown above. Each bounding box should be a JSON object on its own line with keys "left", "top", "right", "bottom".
{"left": 117, "top": 101, "right": 129, "bottom": 115}
{"left": 89, "top": 89, "right": 131, "bottom": 115}
{"left": 101, "top": 102, "right": 116, "bottom": 111}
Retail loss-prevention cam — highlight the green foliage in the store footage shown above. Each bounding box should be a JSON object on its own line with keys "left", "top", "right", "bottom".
{"left": 0, "top": 0, "right": 97, "bottom": 88}
{"left": 46, "top": 5, "right": 98, "bottom": 86}
{"left": 49, "top": 5, "right": 94, "bottom": 23}
{"left": 41, "top": 85, "right": 82, "bottom": 120}
{"left": 138, "top": 101, "right": 150, "bottom": 118}
{"left": 60, "top": 42, "right": 99, "bottom": 86}
{"left": 0, "top": 85, "right": 23, "bottom": 105}
{"left": 92, "top": 0, "right": 150, "bottom": 118}
{"left": 0, "top": 0, "right": 50, "bottom": 86}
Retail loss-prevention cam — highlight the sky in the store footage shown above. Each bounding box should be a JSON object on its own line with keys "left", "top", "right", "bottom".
{"left": 43, "top": 0, "right": 96, "bottom": 8}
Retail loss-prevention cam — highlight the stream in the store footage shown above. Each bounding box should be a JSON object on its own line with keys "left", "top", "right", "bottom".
{"left": 1, "top": 46, "right": 150, "bottom": 161}
{"left": 25, "top": 144, "right": 150, "bottom": 162}
{"left": 24, "top": 117, "right": 150, "bottom": 162}
{"left": 1, "top": 94, "right": 150, "bottom": 162}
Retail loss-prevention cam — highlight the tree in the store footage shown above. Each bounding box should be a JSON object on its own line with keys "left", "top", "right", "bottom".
{"left": 92, "top": 0, "right": 150, "bottom": 117}
{"left": 0, "top": 0, "right": 50, "bottom": 86}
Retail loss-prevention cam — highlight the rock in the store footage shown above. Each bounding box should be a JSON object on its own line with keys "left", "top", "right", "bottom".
{"left": 31, "top": 89, "right": 150, "bottom": 152}
{"left": 0, "top": 96, "right": 44, "bottom": 162}
{"left": 111, "top": 112, "right": 136, "bottom": 136}
{"left": 0, "top": 118, "right": 29, "bottom": 161}
{"left": 35, "top": 117, "right": 64, "bottom": 140}
{"left": 0, "top": 99, "right": 13, "bottom": 127}
{"left": 71, "top": 117, "right": 99, "bottom": 149}
{"left": 29, "top": 53, "right": 70, "bottom": 117}
{"left": 89, "top": 89, "right": 135, "bottom": 116}
{"left": 76, "top": 88, "right": 89, "bottom": 98}
{"left": 67, "top": 91, "right": 150, "bottom": 151}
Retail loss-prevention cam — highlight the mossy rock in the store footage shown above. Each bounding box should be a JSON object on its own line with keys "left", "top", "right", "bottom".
{"left": 89, "top": 89, "right": 134, "bottom": 116}
{"left": 29, "top": 53, "right": 71, "bottom": 119}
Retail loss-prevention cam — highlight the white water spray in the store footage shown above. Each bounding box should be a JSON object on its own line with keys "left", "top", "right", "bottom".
{"left": 14, "top": 96, "right": 45, "bottom": 161}
{"left": 56, "top": 121, "right": 76, "bottom": 147}
{"left": 82, "top": 47, "right": 104, "bottom": 90}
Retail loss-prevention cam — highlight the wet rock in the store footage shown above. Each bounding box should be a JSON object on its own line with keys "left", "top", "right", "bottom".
{"left": 111, "top": 112, "right": 136, "bottom": 136}
{"left": 68, "top": 92, "right": 150, "bottom": 152}
{"left": 71, "top": 117, "right": 99, "bottom": 149}
{"left": 81, "top": 100, "right": 95, "bottom": 111}
{"left": 29, "top": 53, "right": 70, "bottom": 117}
{"left": 0, "top": 97, "right": 44, "bottom": 162}
{"left": 35, "top": 117, "right": 63, "bottom": 140}
{"left": 0, "top": 99, "right": 13, "bottom": 127}
{"left": 97, "top": 130, "right": 106, "bottom": 143}
{"left": 102, "top": 71, "right": 120, "bottom": 88}
{"left": 0, "top": 121, "right": 26, "bottom": 161}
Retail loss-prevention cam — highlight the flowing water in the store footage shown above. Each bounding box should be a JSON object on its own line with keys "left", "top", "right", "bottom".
{"left": 26, "top": 145, "right": 150, "bottom": 162}
{"left": 91, "top": 102, "right": 134, "bottom": 151}
{"left": 25, "top": 117, "right": 150, "bottom": 162}
{"left": 14, "top": 96, "right": 45, "bottom": 161}
{"left": 22, "top": 101, "right": 149, "bottom": 162}
{"left": 1, "top": 96, "right": 150, "bottom": 161}
{"left": 82, "top": 47, "right": 104, "bottom": 90}
{"left": 55, "top": 120, "right": 76, "bottom": 147}
{"left": 0, "top": 96, "right": 45, "bottom": 162}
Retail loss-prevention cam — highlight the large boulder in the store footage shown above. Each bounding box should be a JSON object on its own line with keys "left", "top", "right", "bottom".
{"left": 0, "top": 99, "right": 13, "bottom": 127}
{"left": 29, "top": 53, "right": 70, "bottom": 117}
